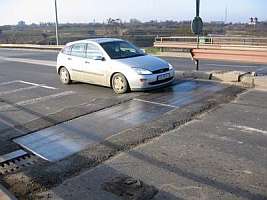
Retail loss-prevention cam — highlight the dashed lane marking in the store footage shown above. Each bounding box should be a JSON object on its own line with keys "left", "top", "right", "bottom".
{"left": 18, "top": 80, "right": 57, "bottom": 90}
{"left": 0, "top": 91, "right": 75, "bottom": 111}
{"left": 0, "top": 80, "right": 57, "bottom": 90}
{"left": 233, "top": 125, "right": 267, "bottom": 136}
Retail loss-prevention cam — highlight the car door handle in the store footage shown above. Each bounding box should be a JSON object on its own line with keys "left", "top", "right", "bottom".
{"left": 68, "top": 57, "right": 72, "bottom": 60}
{"left": 85, "top": 61, "right": 90, "bottom": 64}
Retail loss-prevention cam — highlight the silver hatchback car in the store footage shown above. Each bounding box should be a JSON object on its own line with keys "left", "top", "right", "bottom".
{"left": 57, "top": 38, "right": 175, "bottom": 94}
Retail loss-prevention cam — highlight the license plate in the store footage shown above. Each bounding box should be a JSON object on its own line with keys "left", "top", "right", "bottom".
{"left": 157, "top": 73, "right": 170, "bottom": 81}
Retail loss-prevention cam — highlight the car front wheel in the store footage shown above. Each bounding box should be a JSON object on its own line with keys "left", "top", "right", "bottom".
{"left": 59, "top": 67, "right": 71, "bottom": 84}
{"left": 112, "top": 73, "right": 129, "bottom": 94}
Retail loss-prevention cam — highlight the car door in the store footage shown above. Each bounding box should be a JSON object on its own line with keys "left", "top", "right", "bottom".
{"left": 68, "top": 43, "right": 87, "bottom": 81}
{"left": 82, "top": 43, "right": 107, "bottom": 86}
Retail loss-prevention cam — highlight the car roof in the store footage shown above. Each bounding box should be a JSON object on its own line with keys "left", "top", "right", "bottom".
{"left": 67, "top": 38, "right": 124, "bottom": 46}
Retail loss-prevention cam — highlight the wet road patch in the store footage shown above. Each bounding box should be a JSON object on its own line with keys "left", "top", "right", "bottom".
{"left": 137, "top": 80, "right": 225, "bottom": 107}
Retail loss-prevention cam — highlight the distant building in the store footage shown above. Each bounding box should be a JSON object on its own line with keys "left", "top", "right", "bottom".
{"left": 210, "top": 21, "right": 225, "bottom": 25}
{"left": 17, "top": 21, "right": 26, "bottom": 27}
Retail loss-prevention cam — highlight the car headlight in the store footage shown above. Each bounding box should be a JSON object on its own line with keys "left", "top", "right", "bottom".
{"left": 133, "top": 68, "right": 152, "bottom": 75}
{"left": 168, "top": 63, "right": 173, "bottom": 70}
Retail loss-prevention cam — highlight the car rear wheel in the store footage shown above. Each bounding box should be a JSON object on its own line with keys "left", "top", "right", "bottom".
{"left": 112, "top": 73, "right": 129, "bottom": 94}
{"left": 59, "top": 67, "right": 71, "bottom": 84}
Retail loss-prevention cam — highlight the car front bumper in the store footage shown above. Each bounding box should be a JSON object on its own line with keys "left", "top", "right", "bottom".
{"left": 129, "top": 69, "right": 175, "bottom": 91}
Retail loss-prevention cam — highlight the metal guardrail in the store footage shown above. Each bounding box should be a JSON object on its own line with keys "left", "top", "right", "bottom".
{"left": 190, "top": 48, "right": 267, "bottom": 64}
{"left": 155, "top": 36, "right": 267, "bottom": 46}
{"left": 154, "top": 36, "right": 267, "bottom": 70}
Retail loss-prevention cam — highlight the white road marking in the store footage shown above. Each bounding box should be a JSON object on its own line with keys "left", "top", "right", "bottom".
{"left": 202, "top": 133, "right": 243, "bottom": 144}
{"left": 133, "top": 98, "right": 178, "bottom": 108}
{"left": 233, "top": 125, "right": 267, "bottom": 136}
{"left": 0, "top": 80, "right": 57, "bottom": 90}
{"left": 0, "top": 80, "right": 19, "bottom": 86}
{"left": 18, "top": 80, "right": 57, "bottom": 90}
{"left": 0, "top": 91, "right": 75, "bottom": 111}
{"left": 0, "top": 85, "right": 39, "bottom": 96}
{"left": 0, "top": 56, "right": 56, "bottom": 67}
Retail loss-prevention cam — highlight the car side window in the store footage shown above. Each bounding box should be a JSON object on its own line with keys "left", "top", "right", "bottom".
{"left": 71, "top": 43, "right": 86, "bottom": 58}
{"left": 86, "top": 43, "right": 103, "bottom": 59}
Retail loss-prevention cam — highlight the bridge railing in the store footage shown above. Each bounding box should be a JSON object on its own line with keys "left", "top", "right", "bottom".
{"left": 154, "top": 36, "right": 267, "bottom": 47}
{"left": 154, "top": 36, "right": 267, "bottom": 70}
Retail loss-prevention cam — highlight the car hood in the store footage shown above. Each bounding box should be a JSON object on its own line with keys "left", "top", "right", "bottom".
{"left": 113, "top": 55, "right": 169, "bottom": 71}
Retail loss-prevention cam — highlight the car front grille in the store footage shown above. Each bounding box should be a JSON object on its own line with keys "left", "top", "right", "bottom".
{"left": 149, "top": 77, "right": 173, "bottom": 85}
{"left": 152, "top": 68, "right": 169, "bottom": 74}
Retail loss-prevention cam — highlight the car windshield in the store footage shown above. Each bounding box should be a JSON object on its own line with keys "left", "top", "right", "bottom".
{"left": 100, "top": 41, "right": 145, "bottom": 59}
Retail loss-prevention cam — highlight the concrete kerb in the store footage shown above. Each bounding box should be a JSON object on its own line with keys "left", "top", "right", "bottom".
{"left": 175, "top": 70, "right": 212, "bottom": 80}
{"left": 175, "top": 70, "right": 267, "bottom": 90}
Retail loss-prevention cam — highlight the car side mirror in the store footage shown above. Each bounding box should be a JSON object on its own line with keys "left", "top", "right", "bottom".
{"left": 93, "top": 56, "right": 105, "bottom": 61}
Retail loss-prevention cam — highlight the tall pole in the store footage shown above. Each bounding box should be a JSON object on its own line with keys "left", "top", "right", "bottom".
{"left": 196, "top": 0, "right": 200, "bottom": 70}
{"left": 55, "top": 0, "right": 59, "bottom": 45}
{"left": 196, "top": 0, "right": 200, "bottom": 17}
{"left": 196, "top": 0, "right": 200, "bottom": 48}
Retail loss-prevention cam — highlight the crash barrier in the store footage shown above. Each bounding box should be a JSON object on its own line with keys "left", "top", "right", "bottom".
{"left": 154, "top": 36, "right": 267, "bottom": 70}
{"left": 154, "top": 36, "right": 267, "bottom": 49}
{"left": 190, "top": 48, "right": 267, "bottom": 70}
{"left": 0, "top": 44, "right": 63, "bottom": 51}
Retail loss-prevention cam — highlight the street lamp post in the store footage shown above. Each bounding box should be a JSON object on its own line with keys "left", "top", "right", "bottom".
{"left": 54, "top": 0, "right": 59, "bottom": 45}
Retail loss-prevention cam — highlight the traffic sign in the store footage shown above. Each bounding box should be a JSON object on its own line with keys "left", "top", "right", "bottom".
{"left": 191, "top": 16, "right": 203, "bottom": 35}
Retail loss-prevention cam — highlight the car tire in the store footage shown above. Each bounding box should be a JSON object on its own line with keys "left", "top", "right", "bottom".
{"left": 59, "top": 67, "right": 71, "bottom": 85}
{"left": 112, "top": 73, "right": 129, "bottom": 94}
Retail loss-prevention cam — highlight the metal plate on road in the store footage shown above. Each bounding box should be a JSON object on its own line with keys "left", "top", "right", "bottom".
{"left": 14, "top": 100, "right": 172, "bottom": 162}
{"left": 13, "top": 80, "right": 225, "bottom": 162}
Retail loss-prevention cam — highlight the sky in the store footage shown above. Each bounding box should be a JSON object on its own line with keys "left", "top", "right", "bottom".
{"left": 0, "top": 0, "right": 266, "bottom": 25}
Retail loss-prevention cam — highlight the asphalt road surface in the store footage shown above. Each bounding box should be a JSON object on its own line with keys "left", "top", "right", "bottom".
{"left": 0, "top": 48, "right": 266, "bottom": 199}
{"left": 0, "top": 48, "right": 266, "bottom": 72}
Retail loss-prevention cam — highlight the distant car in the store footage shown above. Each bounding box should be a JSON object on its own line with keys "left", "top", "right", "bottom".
{"left": 57, "top": 38, "right": 175, "bottom": 94}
